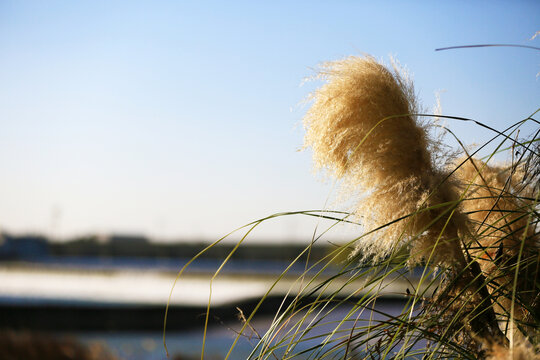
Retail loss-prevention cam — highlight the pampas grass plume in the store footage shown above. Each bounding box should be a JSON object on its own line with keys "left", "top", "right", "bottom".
{"left": 455, "top": 157, "right": 539, "bottom": 340}
{"left": 487, "top": 341, "right": 540, "bottom": 360}
{"left": 303, "top": 56, "right": 462, "bottom": 262}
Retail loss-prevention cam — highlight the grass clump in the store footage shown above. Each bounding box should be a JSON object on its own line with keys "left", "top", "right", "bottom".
{"left": 301, "top": 55, "right": 538, "bottom": 358}
{"left": 167, "top": 54, "right": 539, "bottom": 360}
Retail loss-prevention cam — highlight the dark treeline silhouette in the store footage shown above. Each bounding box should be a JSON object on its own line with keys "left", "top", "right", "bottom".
{"left": 0, "top": 233, "right": 331, "bottom": 262}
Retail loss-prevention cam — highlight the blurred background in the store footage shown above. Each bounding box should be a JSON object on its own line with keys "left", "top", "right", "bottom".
{"left": 0, "top": 1, "right": 539, "bottom": 359}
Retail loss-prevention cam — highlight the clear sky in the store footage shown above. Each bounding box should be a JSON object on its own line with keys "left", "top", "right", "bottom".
{"left": 0, "top": 1, "right": 538, "bottom": 242}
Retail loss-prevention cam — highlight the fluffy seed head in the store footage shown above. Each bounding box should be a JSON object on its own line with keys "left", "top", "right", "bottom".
{"left": 487, "top": 341, "right": 540, "bottom": 360}
{"left": 455, "top": 157, "right": 537, "bottom": 253}
{"left": 454, "top": 156, "right": 539, "bottom": 340}
{"left": 303, "top": 56, "right": 463, "bottom": 262}
{"left": 303, "top": 55, "right": 430, "bottom": 181}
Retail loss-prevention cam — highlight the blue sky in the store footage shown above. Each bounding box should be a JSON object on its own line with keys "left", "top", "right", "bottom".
{"left": 0, "top": 1, "right": 538, "bottom": 242}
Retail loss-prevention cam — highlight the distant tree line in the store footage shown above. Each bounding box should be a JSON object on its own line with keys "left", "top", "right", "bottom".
{"left": 0, "top": 233, "right": 331, "bottom": 262}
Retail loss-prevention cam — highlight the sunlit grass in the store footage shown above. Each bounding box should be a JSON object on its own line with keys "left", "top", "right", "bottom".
{"left": 165, "top": 54, "right": 539, "bottom": 359}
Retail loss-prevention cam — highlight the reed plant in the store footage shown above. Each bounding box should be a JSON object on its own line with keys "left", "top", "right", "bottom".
{"left": 166, "top": 54, "right": 539, "bottom": 360}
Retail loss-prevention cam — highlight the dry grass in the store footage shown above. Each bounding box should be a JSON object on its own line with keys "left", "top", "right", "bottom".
{"left": 0, "top": 330, "right": 116, "bottom": 360}
{"left": 170, "top": 54, "right": 539, "bottom": 360}
{"left": 301, "top": 55, "right": 539, "bottom": 357}
{"left": 455, "top": 156, "right": 539, "bottom": 342}
{"left": 487, "top": 340, "right": 540, "bottom": 360}
{"left": 303, "top": 55, "right": 465, "bottom": 264}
